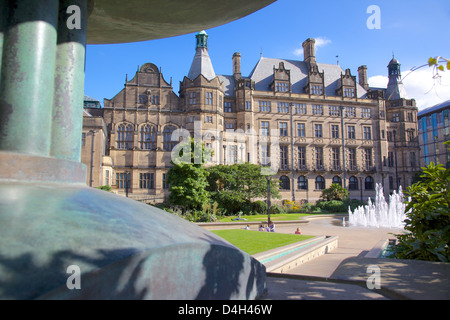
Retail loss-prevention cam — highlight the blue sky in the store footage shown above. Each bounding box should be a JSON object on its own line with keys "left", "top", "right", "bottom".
{"left": 84, "top": 0, "right": 450, "bottom": 110}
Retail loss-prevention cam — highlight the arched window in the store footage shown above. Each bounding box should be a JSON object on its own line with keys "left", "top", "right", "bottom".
{"left": 349, "top": 176, "right": 358, "bottom": 190}
{"left": 163, "top": 125, "right": 177, "bottom": 151}
{"left": 279, "top": 175, "right": 290, "bottom": 190}
{"left": 140, "top": 124, "right": 156, "bottom": 150}
{"left": 315, "top": 176, "right": 325, "bottom": 190}
{"left": 297, "top": 176, "right": 308, "bottom": 190}
{"left": 332, "top": 176, "right": 342, "bottom": 186}
{"left": 117, "top": 123, "right": 133, "bottom": 149}
{"left": 365, "top": 176, "right": 374, "bottom": 190}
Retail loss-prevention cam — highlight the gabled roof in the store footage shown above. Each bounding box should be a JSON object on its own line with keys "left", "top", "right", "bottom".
{"left": 245, "top": 57, "right": 368, "bottom": 98}
{"left": 217, "top": 75, "right": 236, "bottom": 97}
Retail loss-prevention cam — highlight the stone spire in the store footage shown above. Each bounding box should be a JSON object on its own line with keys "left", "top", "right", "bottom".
{"left": 187, "top": 30, "right": 216, "bottom": 81}
{"left": 386, "top": 56, "right": 408, "bottom": 100}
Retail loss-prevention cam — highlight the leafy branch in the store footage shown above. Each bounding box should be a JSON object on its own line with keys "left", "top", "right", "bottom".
{"left": 428, "top": 56, "right": 450, "bottom": 77}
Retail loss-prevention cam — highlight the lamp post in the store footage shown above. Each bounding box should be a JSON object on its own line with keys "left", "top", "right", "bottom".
{"left": 289, "top": 102, "right": 295, "bottom": 202}
{"left": 223, "top": 145, "right": 226, "bottom": 165}
{"left": 393, "top": 130, "right": 399, "bottom": 190}
{"left": 340, "top": 106, "right": 347, "bottom": 189}
{"left": 359, "top": 176, "right": 363, "bottom": 202}
{"left": 267, "top": 176, "right": 271, "bottom": 226}
{"left": 125, "top": 170, "right": 130, "bottom": 197}
{"left": 89, "top": 130, "right": 97, "bottom": 187}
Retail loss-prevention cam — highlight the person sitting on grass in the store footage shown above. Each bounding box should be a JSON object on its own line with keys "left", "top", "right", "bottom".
{"left": 295, "top": 227, "right": 302, "bottom": 235}
{"left": 268, "top": 221, "right": 275, "bottom": 232}
{"left": 258, "top": 224, "right": 265, "bottom": 231}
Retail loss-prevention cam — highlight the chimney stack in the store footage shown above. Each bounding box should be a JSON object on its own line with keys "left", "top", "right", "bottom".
{"left": 302, "top": 38, "right": 316, "bottom": 65}
{"left": 358, "top": 65, "right": 369, "bottom": 90}
{"left": 233, "top": 52, "right": 241, "bottom": 80}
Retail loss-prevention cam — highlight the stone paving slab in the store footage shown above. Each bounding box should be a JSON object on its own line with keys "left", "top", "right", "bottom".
{"left": 199, "top": 216, "right": 450, "bottom": 300}
{"left": 331, "top": 257, "right": 450, "bottom": 300}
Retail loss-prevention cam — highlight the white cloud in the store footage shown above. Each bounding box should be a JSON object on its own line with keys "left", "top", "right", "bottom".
{"left": 315, "top": 37, "right": 331, "bottom": 49}
{"left": 293, "top": 37, "right": 331, "bottom": 57}
{"left": 367, "top": 75, "right": 388, "bottom": 88}
{"left": 368, "top": 67, "right": 450, "bottom": 111}
{"left": 293, "top": 47, "right": 303, "bottom": 56}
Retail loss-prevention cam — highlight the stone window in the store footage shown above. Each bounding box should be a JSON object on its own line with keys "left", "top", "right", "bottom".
{"left": 365, "top": 176, "right": 374, "bottom": 190}
{"left": 312, "top": 104, "right": 323, "bottom": 115}
{"left": 347, "top": 125, "right": 356, "bottom": 139}
{"left": 349, "top": 176, "right": 358, "bottom": 190}
{"left": 139, "top": 173, "right": 154, "bottom": 189}
{"left": 280, "top": 175, "right": 290, "bottom": 190}
{"left": 315, "top": 176, "right": 325, "bottom": 190}
{"left": 140, "top": 124, "right": 156, "bottom": 150}
{"left": 297, "top": 123, "right": 305, "bottom": 137}
{"left": 331, "top": 125, "right": 339, "bottom": 139}
{"left": 279, "top": 122, "right": 288, "bottom": 136}
{"left": 332, "top": 176, "right": 342, "bottom": 186}
{"left": 363, "top": 126, "right": 372, "bottom": 140}
{"left": 189, "top": 92, "right": 197, "bottom": 105}
{"left": 205, "top": 92, "right": 213, "bottom": 105}
{"left": 294, "top": 103, "right": 306, "bottom": 114}
{"left": 117, "top": 123, "right": 133, "bottom": 149}
{"left": 116, "top": 172, "right": 131, "bottom": 190}
{"left": 298, "top": 176, "right": 308, "bottom": 190}
{"left": 329, "top": 106, "right": 340, "bottom": 116}
{"left": 314, "top": 124, "right": 323, "bottom": 138}
{"left": 163, "top": 125, "right": 177, "bottom": 151}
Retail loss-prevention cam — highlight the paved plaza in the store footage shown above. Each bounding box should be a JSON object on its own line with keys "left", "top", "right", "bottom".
{"left": 203, "top": 215, "right": 450, "bottom": 300}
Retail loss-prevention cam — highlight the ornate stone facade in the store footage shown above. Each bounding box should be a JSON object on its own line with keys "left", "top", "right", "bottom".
{"left": 83, "top": 32, "right": 420, "bottom": 204}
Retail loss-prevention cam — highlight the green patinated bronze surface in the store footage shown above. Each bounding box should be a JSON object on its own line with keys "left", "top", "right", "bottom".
{"left": 0, "top": 0, "right": 275, "bottom": 300}
{"left": 51, "top": 0, "right": 88, "bottom": 161}
{"left": 0, "top": 181, "right": 266, "bottom": 299}
{"left": 0, "top": 0, "right": 59, "bottom": 156}
{"left": 86, "top": 0, "right": 275, "bottom": 44}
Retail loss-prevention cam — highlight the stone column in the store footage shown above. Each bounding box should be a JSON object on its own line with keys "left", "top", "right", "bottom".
{"left": 51, "top": 0, "right": 88, "bottom": 161}
{"left": 0, "top": 0, "right": 59, "bottom": 156}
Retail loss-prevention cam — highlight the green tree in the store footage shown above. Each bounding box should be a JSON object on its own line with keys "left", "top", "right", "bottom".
{"left": 206, "top": 163, "right": 280, "bottom": 215}
{"left": 166, "top": 138, "right": 211, "bottom": 212}
{"left": 394, "top": 154, "right": 450, "bottom": 262}
{"left": 320, "top": 183, "right": 349, "bottom": 201}
{"left": 96, "top": 185, "right": 112, "bottom": 192}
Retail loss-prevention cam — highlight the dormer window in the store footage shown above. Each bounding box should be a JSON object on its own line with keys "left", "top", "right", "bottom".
{"left": 276, "top": 82, "right": 289, "bottom": 92}
{"left": 343, "top": 88, "right": 355, "bottom": 97}
{"left": 272, "top": 62, "right": 291, "bottom": 93}
{"left": 311, "top": 85, "right": 323, "bottom": 95}
{"left": 304, "top": 64, "right": 325, "bottom": 96}
{"left": 337, "top": 69, "right": 357, "bottom": 98}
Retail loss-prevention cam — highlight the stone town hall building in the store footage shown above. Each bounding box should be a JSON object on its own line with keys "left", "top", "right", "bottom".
{"left": 83, "top": 31, "right": 419, "bottom": 204}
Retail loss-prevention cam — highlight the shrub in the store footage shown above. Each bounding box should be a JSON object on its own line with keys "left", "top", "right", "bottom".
{"left": 252, "top": 200, "right": 268, "bottom": 215}
{"left": 344, "top": 198, "right": 365, "bottom": 211}
{"left": 300, "top": 202, "right": 315, "bottom": 213}
{"left": 321, "top": 200, "right": 346, "bottom": 213}
{"left": 97, "top": 185, "right": 112, "bottom": 192}
{"left": 269, "top": 203, "right": 285, "bottom": 215}
{"left": 282, "top": 199, "right": 301, "bottom": 213}
{"left": 321, "top": 183, "right": 349, "bottom": 201}
{"left": 393, "top": 161, "right": 450, "bottom": 262}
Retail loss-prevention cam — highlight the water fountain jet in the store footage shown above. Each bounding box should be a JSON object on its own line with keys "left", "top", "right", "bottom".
{"left": 348, "top": 183, "right": 407, "bottom": 229}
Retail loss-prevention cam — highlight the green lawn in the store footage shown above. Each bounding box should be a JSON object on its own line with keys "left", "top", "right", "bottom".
{"left": 211, "top": 229, "right": 313, "bottom": 255}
